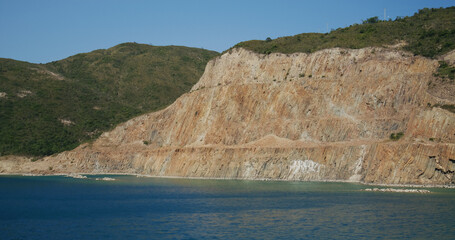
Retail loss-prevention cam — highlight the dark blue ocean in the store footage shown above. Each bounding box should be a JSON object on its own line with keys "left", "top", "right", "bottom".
{"left": 0, "top": 175, "right": 454, "bottom": 239}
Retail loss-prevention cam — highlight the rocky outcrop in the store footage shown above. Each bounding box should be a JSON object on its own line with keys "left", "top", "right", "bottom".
{"left": 3, "top": 47, "right": 454, "bottom": 185}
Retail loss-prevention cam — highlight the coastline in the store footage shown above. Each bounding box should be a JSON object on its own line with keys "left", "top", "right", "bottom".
{"left": 1, "top": 172, "right": 454, "bottom": 189}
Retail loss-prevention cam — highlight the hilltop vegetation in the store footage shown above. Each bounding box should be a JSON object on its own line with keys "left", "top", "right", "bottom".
{"left": 0, "top": 43, "right": 218, "bottom": 156}
{"left": 233, "top": 7, "right": 455, "bottom": 58}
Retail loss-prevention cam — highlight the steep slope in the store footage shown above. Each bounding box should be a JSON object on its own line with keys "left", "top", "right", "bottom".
{"left": 0, "top": 43, "right": 218, "bottom": 156}
{"left": 8, "top": 47, "right": 454, "bottom": 185}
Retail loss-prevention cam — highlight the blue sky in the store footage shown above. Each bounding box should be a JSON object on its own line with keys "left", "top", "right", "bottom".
{"left": 1, "top": 0, "right": 454, "bottom": 63}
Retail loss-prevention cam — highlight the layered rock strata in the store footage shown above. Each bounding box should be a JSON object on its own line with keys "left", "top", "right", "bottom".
{"left": 3, "top": 48, "right": 454, "bottom": 185}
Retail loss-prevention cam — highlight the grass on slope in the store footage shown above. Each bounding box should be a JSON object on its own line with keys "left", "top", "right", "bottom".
{"left": 0, "top": 43, "right": 218, "bottom": 156}
{"left": 233, "top": 7, "right": 455, "bottom": 58}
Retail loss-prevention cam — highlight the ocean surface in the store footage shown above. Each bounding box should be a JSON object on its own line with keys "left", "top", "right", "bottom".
{"left": 0, "top": 175, "right": 454, "bottom": 239}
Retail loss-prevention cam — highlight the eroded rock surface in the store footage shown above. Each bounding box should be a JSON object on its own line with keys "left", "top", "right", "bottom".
{"left": 3, "top": 48, "right": 454, "bottom": 185}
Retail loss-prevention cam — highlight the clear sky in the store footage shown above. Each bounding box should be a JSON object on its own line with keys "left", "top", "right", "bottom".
{"left": 1, "top": 0, "right": 454, "bottom": 63}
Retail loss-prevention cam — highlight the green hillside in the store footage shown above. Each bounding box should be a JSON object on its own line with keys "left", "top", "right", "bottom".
{"left": 233, "top": 7, "right": 455, "bottom": 58}
{"left": 0, "top": 43, "right": 218, "bottom": 156}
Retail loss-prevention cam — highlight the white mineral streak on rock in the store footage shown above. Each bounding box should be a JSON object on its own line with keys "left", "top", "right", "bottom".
{"left": 349, "top": 145, "right": 366, "bottom": 182}
{"left": 242, "top": 162, "right": 257, "bottom": 178}
{"left": 94, "top": 160, "right": 100, "bottom": 172}
{"left": 288, "top": 160, "right": 323, "bottom": 179}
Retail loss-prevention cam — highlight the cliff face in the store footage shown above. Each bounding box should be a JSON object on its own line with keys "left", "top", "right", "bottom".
{"left": 3, "top": 48, "right": 454, "bottom": 185}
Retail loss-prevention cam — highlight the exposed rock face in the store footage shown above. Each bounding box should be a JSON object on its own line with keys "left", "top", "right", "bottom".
{"left": 3, "top": 48, "right": 454, "bottom": 185}
{"left": 441, "top": 49, "right": 455, "bottom": 65}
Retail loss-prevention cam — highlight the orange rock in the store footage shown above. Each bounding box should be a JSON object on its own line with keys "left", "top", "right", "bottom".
{"left": 4, "top": 47, "right": 454, "bottom": 185}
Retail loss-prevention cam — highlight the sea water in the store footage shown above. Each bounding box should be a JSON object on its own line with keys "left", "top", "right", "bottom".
{"left": 0, "top": 175, "right": 454, "bottom": 239}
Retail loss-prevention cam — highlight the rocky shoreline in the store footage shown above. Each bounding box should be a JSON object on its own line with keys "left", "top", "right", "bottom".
{"left": 363, "top": 188, "right": 431, "bottom": 193}
{"left": 1, "top": 172, "right": 454, "bottom": 190}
